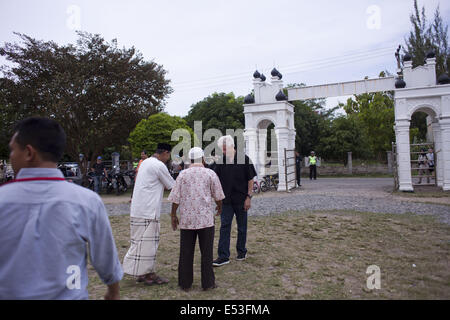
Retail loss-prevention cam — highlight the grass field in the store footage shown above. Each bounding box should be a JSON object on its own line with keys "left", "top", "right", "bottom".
{"left": 87, "top": 210, "right": 450, "bottom": 300}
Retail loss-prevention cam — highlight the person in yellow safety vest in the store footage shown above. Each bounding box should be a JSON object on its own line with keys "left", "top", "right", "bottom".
{"left": 133, "top": 159, "right": 139, "bottom": 170}
{"left": 309, "top": 151, "right": 317, "bottom": 180}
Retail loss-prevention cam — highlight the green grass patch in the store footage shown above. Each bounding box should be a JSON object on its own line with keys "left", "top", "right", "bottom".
{"left": 88, "top": 210, "right": 450, "bottom": 300}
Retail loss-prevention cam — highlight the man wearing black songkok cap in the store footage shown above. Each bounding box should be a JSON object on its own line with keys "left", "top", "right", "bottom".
{"left": 156, "top": 143, "right": 172, "bottom": 152}
{"left": 123, "top": 142, "right": 175, "bottom": 285}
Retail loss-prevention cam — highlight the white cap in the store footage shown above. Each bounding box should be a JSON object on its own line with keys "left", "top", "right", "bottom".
{"left": 188, "top": 147, "right": 204, "bottom": 160}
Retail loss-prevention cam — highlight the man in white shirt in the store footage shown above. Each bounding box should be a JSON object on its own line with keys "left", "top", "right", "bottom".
{"left": 123, "top": 143, "right": 175, "bottom": 285}
{"left": 1, "top": 117, "right": 123, "bottom": 299}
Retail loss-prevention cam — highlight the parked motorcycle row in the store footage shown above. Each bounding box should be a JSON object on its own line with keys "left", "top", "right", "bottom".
{"left": 0, "top": 161, "right": 137, "bottom": 195}
{"left": 86, "top": 166, "right": 136, "bottom": 195}
{"left": 0, "top": 160, "right": 14, "bottom": 185}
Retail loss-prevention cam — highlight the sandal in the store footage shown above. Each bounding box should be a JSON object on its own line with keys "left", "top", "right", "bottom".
{"left": 143, "top": 278, "right": 156, "bottom": 286}
{"left": 150, "top": 275, "right": 169, "bottom": 285}
{"left": 136, "top": 274, "right": 157, "bottom": 286}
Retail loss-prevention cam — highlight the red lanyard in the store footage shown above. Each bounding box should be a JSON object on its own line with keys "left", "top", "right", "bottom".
{"left": 1, "top": 177, "right": 66, "bottom": 187}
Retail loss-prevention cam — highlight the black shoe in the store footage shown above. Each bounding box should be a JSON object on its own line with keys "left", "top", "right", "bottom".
{"left": 213, "top": 258, "right": 230, "bottom": 267}
{"left": 203, "top": 284, "right": 217, "bottom": 291}
{"left": 236, "top": 253, "right": 247, "bottom": 261}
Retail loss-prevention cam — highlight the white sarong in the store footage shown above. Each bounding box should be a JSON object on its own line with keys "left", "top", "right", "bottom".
{"left": 122, "top": 217, "right": 160, "bottom": 276}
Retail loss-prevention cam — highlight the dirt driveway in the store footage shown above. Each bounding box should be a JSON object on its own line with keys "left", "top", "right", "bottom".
{"left": 289, "top": 177, "right": 450, "bottom": 205}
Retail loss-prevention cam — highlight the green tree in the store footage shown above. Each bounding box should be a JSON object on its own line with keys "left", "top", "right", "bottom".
{"left": 0, "top": 78, "right": 22, "bottom": 159}
{"left": 184, "top": 92, "right": 245, "bottom": 140}
{"left": 410, "top": 111, "right": 428, "bottom": 142}
{"left": 404, "top": 0, "right": 449, "bottom": 76}
{"left": 429, "top": 5, "right": 450, "bottom": 77}
{"left": 342, "top": 91, "right": 395, "bottom": 160}
{"left": 317, "top": 115, "right": 367, "bottom": 162}
{"left": 128, "top": 113, "right": 194, "bottom": 158}
{"left": 0, "top": 32, "right": 172, "bottom": 170}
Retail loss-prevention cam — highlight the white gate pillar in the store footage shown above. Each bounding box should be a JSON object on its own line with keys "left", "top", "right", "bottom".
{"left": 257, "top": 129, "right": 268, "bottom": 178}
{"left": 288, "top": 130, "right": 296, "bottom": 150}
{"left": 244, "top": 128, "right": 258, "bottom": 176}
{"left": 441, "top": 119, "right": 450, "bottom": 191}
{"left": 440, "top": 95, "right": 450, "bottom": 190}
{"left": 394, "top": 119, "right": 413, "bottom": 191}
{"left": 432, "top": 121, "right": 443, "bottom": 187}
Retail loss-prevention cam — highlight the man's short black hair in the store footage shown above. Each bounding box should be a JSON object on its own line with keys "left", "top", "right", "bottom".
{"left": 13, "top": 117, "right": 66, "bottom": 163}
{"left": 156, "top": 143, "right": 172, "bottom": 152}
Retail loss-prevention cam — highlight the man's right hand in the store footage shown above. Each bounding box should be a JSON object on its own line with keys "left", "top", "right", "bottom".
{"left": 215, "top": 204, "right": 222, "bottom": 216}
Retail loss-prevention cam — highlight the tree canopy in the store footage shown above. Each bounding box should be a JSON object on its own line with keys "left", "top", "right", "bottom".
{"left": 0, "top": 32, "right": 172, "bottom": 166}
{"left": 128, "top": 113, "right": 194, "bottom": 158}
{"left": 404, "top": 0, "right": 449, "bottom": 76}
{"left": 341, "top": 90, "right": 395, "bottom": 160}
{"left": 184, "top": 92, "right": 245, "bottom": 140}
{"left": 290, "top": 96, "right": 328, "bottom": 157}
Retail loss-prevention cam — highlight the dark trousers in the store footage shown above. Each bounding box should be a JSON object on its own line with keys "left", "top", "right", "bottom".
{"left": 296, "top": 165, "right": 301, "bottom": 185}
{"left": 179, "top": 226, "right": 215, "bottom": 290}
{"left": 93, "top": 175, "right": 102, "bottom": 193}
{"left": 309, "top": 165, "right": 317, "bottom": 180}
{"left": 218, "top": 203, "right": 247, "bottom": 259}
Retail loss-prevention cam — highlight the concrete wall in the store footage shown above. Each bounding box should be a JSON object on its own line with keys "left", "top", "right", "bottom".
{"left": 300, "top": 163, "right": 391, "bottom": 176}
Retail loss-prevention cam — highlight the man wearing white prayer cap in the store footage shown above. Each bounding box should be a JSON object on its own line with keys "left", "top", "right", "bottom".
{"left": 168, "top": 147, "right": 225, "bottom": 291}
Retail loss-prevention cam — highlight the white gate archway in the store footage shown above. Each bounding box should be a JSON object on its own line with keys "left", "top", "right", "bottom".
{"left": 243, "top": 51, "right": 450, "bottom": 192}
{"left": 243, "top": 69, "right": 296, "bottom": 191}
{"left": 393, "top": 55, "right": 450, "bottom": 191}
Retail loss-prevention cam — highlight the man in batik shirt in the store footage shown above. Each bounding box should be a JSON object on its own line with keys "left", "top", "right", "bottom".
{"left": 168, "top": 147, "right": 225, "bottom": 291}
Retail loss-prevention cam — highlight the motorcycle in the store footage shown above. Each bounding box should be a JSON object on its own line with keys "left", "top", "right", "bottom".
{"left": 102, "top": 170, "right": 115, "bottom": 194}
{"left": 85, "top": 171, "right": 95, "bottom": 191}
{"left": 113, "top": 167, "right": 128, "bottom": 195}
{"left": 123, "top": 169, "right": 136, "bottom": 187}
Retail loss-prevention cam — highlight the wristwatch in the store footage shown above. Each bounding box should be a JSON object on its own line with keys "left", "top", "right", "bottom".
{"left": 247, "top": 194, "right": 252, "bottom": 199}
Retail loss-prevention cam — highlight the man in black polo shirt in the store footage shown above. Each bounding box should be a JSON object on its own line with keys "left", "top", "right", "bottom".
{"left": 213, "top": 135, "right": 257, "bottom": 267}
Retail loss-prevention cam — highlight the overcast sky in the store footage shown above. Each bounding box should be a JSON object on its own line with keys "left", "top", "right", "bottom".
{"left": 1, "top": 0, "right": 449, "bottom": 117}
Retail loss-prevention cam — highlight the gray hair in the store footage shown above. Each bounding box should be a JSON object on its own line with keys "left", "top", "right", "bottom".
{"left": 217, "top": 135, "right": 235, "bottom": 148}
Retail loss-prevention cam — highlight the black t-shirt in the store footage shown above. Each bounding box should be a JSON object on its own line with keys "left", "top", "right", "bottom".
{"left": 92, "top": 162, "right": 105, "bottom": 176}
{"left": 214, "top": 154, "right": 257, "bottom": 205}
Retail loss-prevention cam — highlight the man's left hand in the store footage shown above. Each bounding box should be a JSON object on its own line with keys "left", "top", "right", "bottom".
{"left": 171, "top": 215, "right": 179, "bottom": 231}
{"left": 244, "top": 197, "right": 251, "bottom": 211}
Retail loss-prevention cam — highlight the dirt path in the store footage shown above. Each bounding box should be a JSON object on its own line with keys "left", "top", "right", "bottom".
{"left": 103, "top": 177, "right": 450, "bottom": 225}
{"left": 255, "top": 177, "right": 450, "bottom": 206}
{"left": 101, "top": 194, "right": 132, "bottom": 205}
